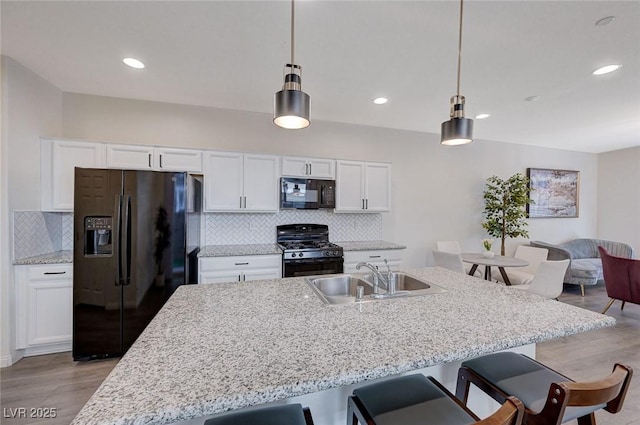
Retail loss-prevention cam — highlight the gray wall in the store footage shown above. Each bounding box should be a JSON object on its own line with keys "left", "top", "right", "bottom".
{"left": 61, "top": 93, "right": 600, "bottom": 268}
{"left": 1, "top": 57, "right": 63, "bottom": 366}
{"left": 598, "top": 146, "right": 640, "bottom": 251}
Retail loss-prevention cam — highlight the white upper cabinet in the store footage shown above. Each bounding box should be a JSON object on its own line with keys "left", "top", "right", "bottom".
{"left": 203, "top": 151, "right": 279, "bottom": 212}
{"left": 335, "top": 160, "right": 391, "bottom": 213}
{"left": 41, "top": 138, "right": 106, "bottom": 211}
{"left": 281, "top": 156, "right": 335, "bottom": 179}
{"left": 363, "top": 162, "right": 392, "bottom": 211}
{"left": 106, "top": 144, "right": 202, "bottom": 172}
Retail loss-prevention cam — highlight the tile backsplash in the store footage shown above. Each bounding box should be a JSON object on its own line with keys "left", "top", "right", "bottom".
{"left": 13, "top": 210, "right": 382, "bottom": 259}
{"left": 13, "top": 211, "right": 74, "bottom": 260}
{"left": 204, "top": 210, "right": 382, "bottom": 245}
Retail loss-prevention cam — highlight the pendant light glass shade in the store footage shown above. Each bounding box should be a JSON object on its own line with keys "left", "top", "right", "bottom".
{"left": 274, "top": 64, "right": 310, "bottom": 129}
{"left": 441, "top": 0, "right": 473, "bottom": 145}
{"left": 274, "top": 0, "right": 310, "bottom": 130}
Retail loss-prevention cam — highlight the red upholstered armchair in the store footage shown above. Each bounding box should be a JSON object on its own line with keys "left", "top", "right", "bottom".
{"left": 599, "top": 246, "right": 640, "bottom": 314}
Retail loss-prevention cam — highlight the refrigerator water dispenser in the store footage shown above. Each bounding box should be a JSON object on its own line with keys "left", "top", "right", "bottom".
{"left": 84, "top": 216, "right": 113, "bottom": 256}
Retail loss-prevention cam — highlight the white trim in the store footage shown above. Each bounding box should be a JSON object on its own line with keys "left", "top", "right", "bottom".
{"left": 0, "top": 350, "right": 24, "bottom": 368}
{"left": 24, "top": 342, "right": 71, "bottom": 357}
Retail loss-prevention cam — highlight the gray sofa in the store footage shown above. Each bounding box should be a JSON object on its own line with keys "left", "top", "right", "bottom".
{"left": 530, "top": 239, "right": 636, "bottom": 296}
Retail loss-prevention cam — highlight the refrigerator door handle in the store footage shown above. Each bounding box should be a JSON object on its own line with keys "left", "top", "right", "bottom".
{"left": 115, "top": 194, "right": 124, "bottom": 286}
{"left": 123, "top": 195, "right": 132, "bottom": 285}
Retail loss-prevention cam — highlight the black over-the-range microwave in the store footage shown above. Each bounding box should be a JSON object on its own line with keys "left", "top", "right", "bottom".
{"left": 280, "top": 177, "right": 336, "bottom": 209}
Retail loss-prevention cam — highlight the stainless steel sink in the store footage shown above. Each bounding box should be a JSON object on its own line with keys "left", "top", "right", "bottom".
{"left": 306, "top": 275, "right": 375, "bottom": 305}
{"left": 306, "top": 272, "right": 446, "bottom": 305}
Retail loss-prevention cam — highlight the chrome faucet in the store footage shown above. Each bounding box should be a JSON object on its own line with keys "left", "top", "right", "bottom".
{"left": 383, "top": 259, "right": 397, "bottom": 295}
{"left": 355, "top": 262, "right": 388, "bottom": 295}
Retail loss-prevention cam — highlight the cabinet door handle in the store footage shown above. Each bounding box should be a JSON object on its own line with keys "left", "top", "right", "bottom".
{"left": 240, "top": 196, "right": 243, "bottom": 208}
{"left": 44, "top": 271, "right": 67, "bottom": 275}
{"left": 148, "top": 153, "right": 152, "bottom": 168}
{"left": 244, "top": 196, "right": 247, "bottom": 209}
{"left": 362, "top": 199, "right": 365, "bottom": 209}
{"left": 365, "top": 199, "right": 368, "bottom": 209}
{"left": 309, "top": 163, "right": 312, "bottom": 175}
{"left": 159, "top": 154, "right": 163, "bottom": 168}
{"left": 235, "top": 262, "right": 249, "bottom": 266}
{"left": 238, "top": 274, "right": 241, "bottom": 282}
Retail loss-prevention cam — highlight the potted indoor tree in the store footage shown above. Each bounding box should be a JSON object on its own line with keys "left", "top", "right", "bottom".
{"left": 482, "top": 173, "right": 532, "bottom": 256}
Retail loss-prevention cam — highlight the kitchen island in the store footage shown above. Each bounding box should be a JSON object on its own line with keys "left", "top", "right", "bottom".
{"left": 72, "top": 267, "right": 615, "bottom": 425}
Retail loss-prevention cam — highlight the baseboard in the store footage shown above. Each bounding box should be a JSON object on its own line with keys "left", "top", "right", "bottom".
{"left": 0, "top": 350, "right": 24, "bottom": 368}
{"left": 24, "top": 342, "right": 71, "bottom": 357}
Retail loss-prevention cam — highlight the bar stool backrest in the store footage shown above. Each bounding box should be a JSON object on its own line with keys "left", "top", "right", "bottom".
{"left": 476, "top": 396, "right": 524, "bottom": 425}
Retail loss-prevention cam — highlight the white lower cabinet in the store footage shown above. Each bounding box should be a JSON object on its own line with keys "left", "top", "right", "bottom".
{"left": 199, "top": 255, "right": 282, "bottom": 284}
{"left": 343, "top": 250, "right": 404, "bottom": 273}
{"left": 15, "top": 264, "right": 73, "bottom": 355}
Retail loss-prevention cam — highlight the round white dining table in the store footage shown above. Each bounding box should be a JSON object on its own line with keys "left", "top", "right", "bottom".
{"left": 460, "top": 253, "right": 529, "bottom": 285}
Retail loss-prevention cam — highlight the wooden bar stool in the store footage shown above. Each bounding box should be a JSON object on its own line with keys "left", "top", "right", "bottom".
{"left": 455, "top": 352, "right": 633, "bottom": 425}
{"left": 204, "top": 404, "right": 314, "bottom": 425}
{"left": 347, "top": 373, "right": 524, "bottom": 425}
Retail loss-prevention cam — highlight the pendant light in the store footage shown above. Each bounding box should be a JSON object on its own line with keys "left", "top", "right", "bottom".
{"left": 274, "top": 0, "right": 310, "bottom": 129}
{"left": 441, "top": 0, "right": 473, "bottom": 145}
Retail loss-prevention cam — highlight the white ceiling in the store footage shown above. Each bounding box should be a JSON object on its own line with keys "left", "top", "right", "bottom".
{"left": 2, "top": 1, "right": 639, "bottom": 153}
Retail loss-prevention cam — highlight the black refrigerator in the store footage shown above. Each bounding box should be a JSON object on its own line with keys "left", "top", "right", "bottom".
{"left": 72, "top": 168, "right": 201, "bottom": 360}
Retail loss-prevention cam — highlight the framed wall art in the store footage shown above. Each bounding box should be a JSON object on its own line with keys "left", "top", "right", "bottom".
{"left": 527, "top": 168, "right": 580, "bottom": 218}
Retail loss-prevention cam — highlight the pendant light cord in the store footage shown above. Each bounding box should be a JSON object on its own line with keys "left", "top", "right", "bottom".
{"left": 456, "top": 0, "right": 464, "bottom": 97}
{"left": 290, "top": 0, "right": 295, "bottom": 65}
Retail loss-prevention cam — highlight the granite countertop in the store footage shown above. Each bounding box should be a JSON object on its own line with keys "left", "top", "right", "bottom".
{"left": 13, "top": 250, "right": 73, "bottom": 265}
{"left": 336, "top": 240, "right": 406, "bottom": 251}
{"left": 198, "top": 244, "right": 282, "bottom": 257}
{"left": 72, "top": 267, "right": 614, "bottom": 425}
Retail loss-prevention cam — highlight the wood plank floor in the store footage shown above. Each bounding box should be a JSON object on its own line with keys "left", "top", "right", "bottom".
{"left": 1, "top": 283, "right": 638, "bottom": 425}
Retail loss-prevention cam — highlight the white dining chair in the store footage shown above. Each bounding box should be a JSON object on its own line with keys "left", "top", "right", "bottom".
{"left": 495, "top": 245, "right": 549, "bottom": 285}
{"left": 436, "top": 241, "right": 482, "bottom": 277}
{"left": 512, "top": 259, "right": 569, "bottom": 299}
{"left": 436, "top": 240, "right": 462, "bottom": 254}
{"left": 433, "top": 250, "right": 466, "bottom": 274}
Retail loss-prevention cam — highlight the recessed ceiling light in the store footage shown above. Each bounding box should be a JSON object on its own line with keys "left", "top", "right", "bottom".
{"left": 524, "top": 95, "right": 540, "bottom": 102}
{"left": 475, "top": 113, "right": 490, "bottom": 120}
{"left": 373, "top": 97, "right": 388, "bottom": 105}
{"left": 595, "top": 16, "right": 615, "bottom": 27}
{"left": 592, "top": 64, "right": 621, "bottom": 75}
{"left": 123, "top": 57, "right": 145, "bottom": 69}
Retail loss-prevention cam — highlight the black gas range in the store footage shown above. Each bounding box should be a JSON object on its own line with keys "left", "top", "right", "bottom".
{"left": 277, "top": 224, "right": 343, "bottom": 277}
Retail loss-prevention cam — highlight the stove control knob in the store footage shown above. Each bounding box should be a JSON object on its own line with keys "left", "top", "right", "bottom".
{"left": 323, "top": 251, "right": 329, "bottom": 257}
{"left": 299, "top": 252, "right": 304, "bottom": 257}
{"left": 291, "top": 253, "right": 296, "bottom": 258}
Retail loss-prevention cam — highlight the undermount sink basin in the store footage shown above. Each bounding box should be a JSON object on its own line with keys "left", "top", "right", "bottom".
{"left": 306, "top": 275, "right": 375, "bottom": 305}
{"left": 306, "top": 272, "right": 447, "bottom": 305}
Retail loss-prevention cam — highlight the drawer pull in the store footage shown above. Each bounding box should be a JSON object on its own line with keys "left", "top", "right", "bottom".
{"left": 369, "top": 255, "right": 381, "bottom": 258}
{"left": 44, "top": 271, "right": 67, "bottom": 275}
{"left": 235, "top": 262, "right": 249, "bottom": 266}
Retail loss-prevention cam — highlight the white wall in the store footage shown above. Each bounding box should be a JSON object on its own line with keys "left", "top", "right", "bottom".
{"left": 61, "top": 93, "right": 599, "bottom": 268}
{"left": 0, "top": 57, "right": 62, "bottom": 366}
{"left": 598, "top": 146, "right": 640, "bottom": 252}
